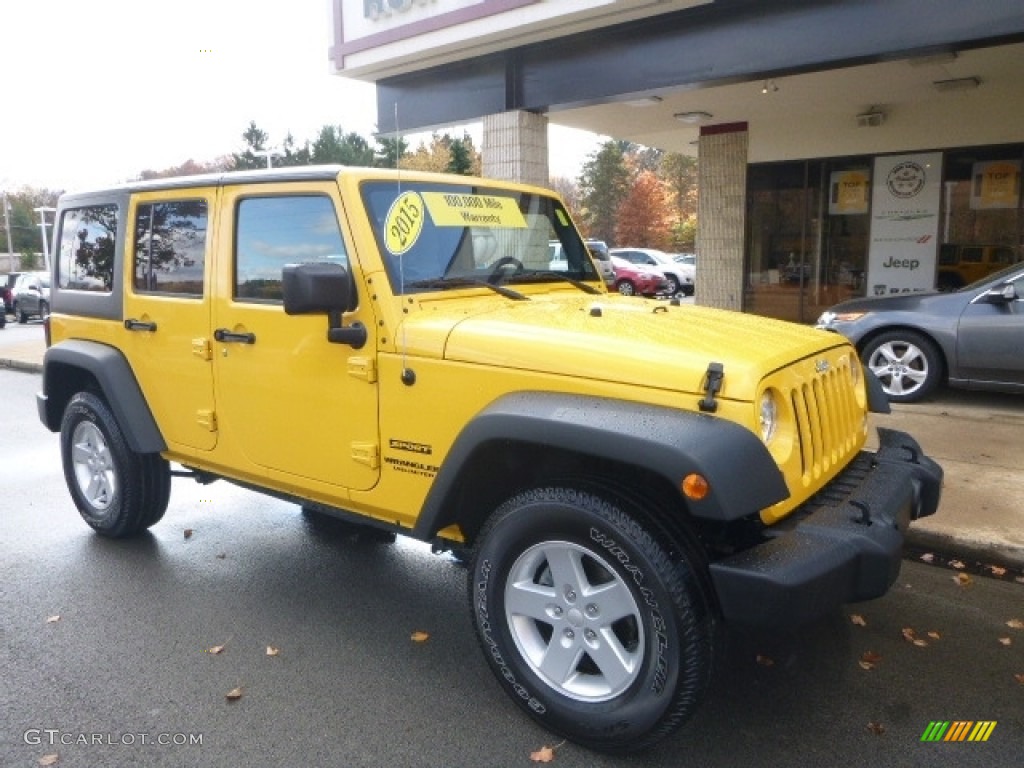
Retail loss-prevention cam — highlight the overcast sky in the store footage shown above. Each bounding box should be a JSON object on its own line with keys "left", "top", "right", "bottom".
{"left": 1, "top": 0, "right": 601, "bottom": 193}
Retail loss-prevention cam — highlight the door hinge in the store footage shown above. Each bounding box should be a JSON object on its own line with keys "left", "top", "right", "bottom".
{"left": 196, "top": 409, "right": 218, "bottom": 432}
{"left": 348, "top": 356, "right": 377, "bottom": 383}
{"left": 192, "top": 337, "right": 212, "bottom": 361}
{"left": 351, "top": 441, "right": 379, "bottom": 469}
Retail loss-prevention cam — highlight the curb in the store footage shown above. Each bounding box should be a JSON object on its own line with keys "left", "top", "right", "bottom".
{"left": 0, "top": 357, "right": 42, "bottom": 374}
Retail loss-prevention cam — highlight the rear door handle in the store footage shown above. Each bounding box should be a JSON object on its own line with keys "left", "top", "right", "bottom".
{"left": 124, "top": 318, "right": 158, "bottom": 332}
{"left": 213, "top": 328, "right": 256, "bottom": 344}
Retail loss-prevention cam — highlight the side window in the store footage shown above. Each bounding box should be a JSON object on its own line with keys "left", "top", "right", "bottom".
{"left": 134, "top": 200, "right": 208, "bottom": 295}
{"left": 235, "top": 195, "right": 348, "bottom": 302}
{"left": 57, "top": 204, "right": 119, "bottom": 292}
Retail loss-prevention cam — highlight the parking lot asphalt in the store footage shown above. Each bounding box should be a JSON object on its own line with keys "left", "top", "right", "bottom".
{"left": 3, "top": 319, "right": 1022, "bottom": 570}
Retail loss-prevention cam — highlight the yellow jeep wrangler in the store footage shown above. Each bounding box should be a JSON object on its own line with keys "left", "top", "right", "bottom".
{"left": 37, "top": 166, "right": 941, "bottom": 753}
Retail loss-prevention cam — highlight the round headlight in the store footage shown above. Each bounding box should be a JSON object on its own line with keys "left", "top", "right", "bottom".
{"left": 759, "top": 390, "right": 778, "bottom": 444}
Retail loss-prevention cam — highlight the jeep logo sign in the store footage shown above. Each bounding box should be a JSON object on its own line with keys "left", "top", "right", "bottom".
{"left": 867, "top": 152, "right": 942, "bottom": 294}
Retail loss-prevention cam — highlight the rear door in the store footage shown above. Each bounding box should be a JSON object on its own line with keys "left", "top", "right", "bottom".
{"left": 122, "top": 190, "right": 218, "bottom": 452}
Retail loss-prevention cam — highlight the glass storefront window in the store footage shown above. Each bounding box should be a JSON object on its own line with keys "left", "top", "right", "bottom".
{"left": 745, "top": 145, "right": 1023, "bottom": 323}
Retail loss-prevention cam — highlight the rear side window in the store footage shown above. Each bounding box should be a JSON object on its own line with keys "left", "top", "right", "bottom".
{"left": 57, "top": 205, "right": 119, "bottom": 292}
{"left": 234, "top": 195, "right": 349, "bottom": 302}
{"left": 134, "top": 200, "right": 208, "bottom": 296}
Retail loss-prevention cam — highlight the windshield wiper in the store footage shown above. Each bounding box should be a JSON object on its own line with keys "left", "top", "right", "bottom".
{"left": 407, "top": 276, "right": 528, "bottom": 301}
{"left": 501, "top": 271, "right": 603, "bottom": 295}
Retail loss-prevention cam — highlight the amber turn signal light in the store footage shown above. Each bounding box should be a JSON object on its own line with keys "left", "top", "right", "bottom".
{"left": 682, "top": 473, "right": 709, "bottom": 500}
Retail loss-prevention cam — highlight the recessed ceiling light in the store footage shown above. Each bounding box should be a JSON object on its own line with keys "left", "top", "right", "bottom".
{"left": 624, "top": 96, "right": 663, "bottom": 107}
{"left": 674, "top": 111, "right": 713, "bottom": 124}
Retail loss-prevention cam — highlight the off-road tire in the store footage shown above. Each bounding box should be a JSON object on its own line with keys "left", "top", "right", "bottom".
{"left": 60, "top": 392, "right": 171, "bottom": 537}
{"left": 469, "top": 487, "right": 714, "bottom": 754}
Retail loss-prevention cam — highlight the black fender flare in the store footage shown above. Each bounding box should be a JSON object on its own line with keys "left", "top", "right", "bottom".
{"left": 413, "top": 392, "right": 789, "bottom": 539}
{"left": 38, "top": 339, "right": 166, "bottom": 454}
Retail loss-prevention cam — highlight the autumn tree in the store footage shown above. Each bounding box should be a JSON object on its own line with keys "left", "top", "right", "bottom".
{"left": 615, "top": 170, "right": 672, "bottom": 249}
{"left": 577, "top": 141, "right": 630, "bottom": 246}
{"left": 660, "top": 153, "right": 699, "bottom": 250}
{"left": 139, "top": 157, "right": 232, "bottom": 180}
{"left": 401, "top": 132, "right": 481, "bottom": 175}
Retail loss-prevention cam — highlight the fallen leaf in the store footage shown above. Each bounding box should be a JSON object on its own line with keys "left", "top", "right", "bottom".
{"left": 266, "top": 645, "right": 280, "bottom": 657}
{"left": 225, "top": 686, "right": 243, "bottom": 701}
{"left": 866, "top": 722, "right": 886, "bottom": 735}
{"left": 998, "top": 637, "right": 1012, "bottom": 647}
{"left": 850, "top": 614, "right": 867, "bottom": 627}
{"left": 529, "top": 745, "right": 556, "bottom": 763}
{"left": 755, "top": 654, "right": 774, "bottom": 667}
{"left": 38, "top": 754, "right": 59, "bottom": 766}
{"left": 216, "top": 553, "right": 227, "bottom": 559}
{"left": 919, "top": 552, "right": 935, "bottom": 563}
{"left": 1007, "top": 619, "right": 1024, "bottom": 630}
{"left": 953, "top": 573, "right": 973, "bottom": 587}
{"left": 858, "top": 651, "right": 882, "bottom": 670}
{"left": 45, "top": 615, "right": 61, "bottom": 624}
{"left": 927, "top": 631, "right": 941, "bottom": 641}
{"left": 988, "top": 565, "right": 1007, "bottom": 577}
{"left": 207, "top": 644, "right": 226, "bottom": 655}
{"left": 184, "top": 529, "right": 194, "bottom": 540}
{"left": 949, "top": 559, "right": 965, "bottom": 570}
{"left": 411, "top": 631, "right": 430, "bottom": 643}
{"left": 1015, "top": 673, "right": 1024, "bottom": 685}
{"left": 1015, "top": 576, "right": 1024, "bottom": 585}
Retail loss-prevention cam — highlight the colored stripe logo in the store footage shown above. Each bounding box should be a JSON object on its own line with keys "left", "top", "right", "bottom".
{"left": 921, "top": 721, "right": 997, "bottom": 742}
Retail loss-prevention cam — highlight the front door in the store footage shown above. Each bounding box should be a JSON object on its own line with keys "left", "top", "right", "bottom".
{"left": 956, "top": 271, "right": 1024, "bottom": 387}
{"left": 211, "top": 182, "right": 380, "bottom": 492}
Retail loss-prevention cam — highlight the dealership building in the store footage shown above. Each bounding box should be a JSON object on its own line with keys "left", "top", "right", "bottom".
{"left": 331, "top": 0, "right": 1024, "bottom": 322}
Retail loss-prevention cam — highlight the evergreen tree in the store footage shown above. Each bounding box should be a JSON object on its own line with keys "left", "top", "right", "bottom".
{"left": 577, "top": 141, "right": 631, "bottom": 246}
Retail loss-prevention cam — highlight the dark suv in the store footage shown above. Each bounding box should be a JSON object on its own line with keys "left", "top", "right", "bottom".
{"left": 13, "top": 271, "right": 50, "bottom": 323}
{"left": 2, "top": 271, "right": 23, "bottom": 316}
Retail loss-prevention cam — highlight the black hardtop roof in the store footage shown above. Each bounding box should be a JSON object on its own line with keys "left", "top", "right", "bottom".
{"left": 57, "top": 165, "right": 356, "bottom": 204}
{"left": 55, "top": 165, "right": 544, "bottom": 206}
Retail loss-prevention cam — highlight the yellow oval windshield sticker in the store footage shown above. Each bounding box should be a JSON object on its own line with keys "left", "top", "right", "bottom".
{"left": 421, "top": 192, "right": 527, "bottom": 228}
{"left": 384, "top": 191, "right": 425, "bottom": 255}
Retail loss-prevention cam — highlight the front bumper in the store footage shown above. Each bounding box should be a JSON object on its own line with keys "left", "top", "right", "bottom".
{"left": 709, "top": 428, "right": 943, "bottom": 626}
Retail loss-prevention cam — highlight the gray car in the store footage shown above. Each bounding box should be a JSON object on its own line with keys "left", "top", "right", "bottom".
{"left": 12, "top": 271, "right": 50, "bottom": 323}
{"left": 816, "top": 263, "right": 1024, "bottom": 403}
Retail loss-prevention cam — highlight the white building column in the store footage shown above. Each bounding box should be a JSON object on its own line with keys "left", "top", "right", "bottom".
{"left": 482, "top": 110, "right": 550, "bottom": 187}
{"left": 696, "top": 122, "right": 749, "bottom": 311}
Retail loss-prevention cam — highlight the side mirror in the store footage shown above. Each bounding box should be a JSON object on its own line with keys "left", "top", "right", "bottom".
{"left": 979, "top": 283, "right": 1017, "bottom": 304}
{"left": 282, "top": 262, "right": 366, "bottom": 349}
{"left": 282, "top": 262, "right": 354, "bottom": 315}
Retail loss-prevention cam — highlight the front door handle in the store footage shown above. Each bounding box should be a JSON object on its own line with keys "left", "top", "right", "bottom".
{"left": 213, "top": 328, "right": 256, "bottom": 344}
{"left": 124, "top": 318, "right": 158, "bottom": 332}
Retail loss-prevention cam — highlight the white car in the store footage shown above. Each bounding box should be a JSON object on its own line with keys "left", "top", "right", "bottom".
{"left": 610, "top": 247, "right": 693, "bottom": 296}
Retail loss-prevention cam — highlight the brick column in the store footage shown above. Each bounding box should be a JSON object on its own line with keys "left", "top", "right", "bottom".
{"left": 482, "top": 111, "right": 550, "bottom": 187}
{"left": 696, "top": 122, "right": 748, "bottom": 311}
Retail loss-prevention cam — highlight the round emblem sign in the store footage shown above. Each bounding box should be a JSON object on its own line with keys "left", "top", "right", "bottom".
{"left": 886, "top": 161, "right": 926, "bottom": 199}
{"left": 384, "top": 191, "right": 425, "bottom": 255}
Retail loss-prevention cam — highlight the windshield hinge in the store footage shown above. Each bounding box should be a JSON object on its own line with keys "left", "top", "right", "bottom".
{"left": 699, "top": 362, "right": 724, "bottom": 413}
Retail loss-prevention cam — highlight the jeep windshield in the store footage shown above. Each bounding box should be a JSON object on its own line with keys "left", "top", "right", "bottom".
{"left": 360, "top": 181, "right": 601, "bottom": 295}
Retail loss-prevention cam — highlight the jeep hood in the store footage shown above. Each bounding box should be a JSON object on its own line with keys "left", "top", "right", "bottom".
{"left": 403, "top": 294, "right": 846, "bottom": 402}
